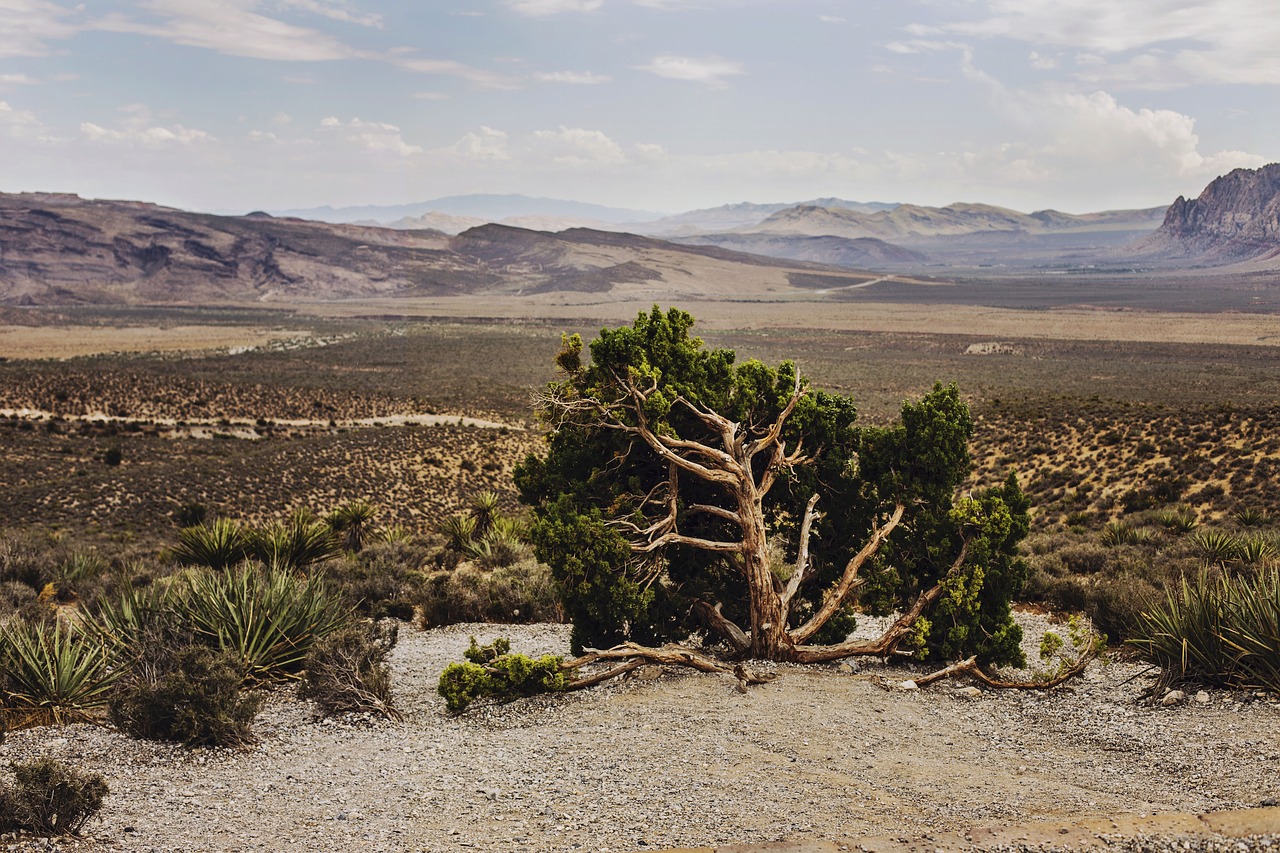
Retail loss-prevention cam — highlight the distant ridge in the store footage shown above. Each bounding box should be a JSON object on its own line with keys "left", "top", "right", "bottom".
{"left": 272, "top": 194, "right": 662, "bottom": 226}
{"left": 1135, "top": 163, "right": 1280, "bottom": 262}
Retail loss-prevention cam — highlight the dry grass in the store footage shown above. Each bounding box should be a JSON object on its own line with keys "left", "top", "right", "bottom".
{"left": 0, "top": 325, "right": 311, "bottom": 360}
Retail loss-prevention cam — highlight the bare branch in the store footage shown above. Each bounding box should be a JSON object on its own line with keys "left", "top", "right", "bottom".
{"left": 913, "top": 648, "right": 1097, "bottom": 690}
{"left": 744, "top": 371, "right": 807, "bottom": 462}
{"left": 692, "top": 600, "right": 750, "bottom": 653}
{"left": 564, "top": 643, "right": 776, "bottom": 688}
{"left": 634, "top": 532, "right": 744, "bottom": 554}
{"left": 687, "top": 503, "right": 744, "bottom": 526}
{"left": 779, "top": 494, "right": 822, "bottom": 611}
{"left": 791, "top": 537, "right": 971, "bottom": 663}
{"left": 789, "top": 503, "right": 906, "bottom": 646}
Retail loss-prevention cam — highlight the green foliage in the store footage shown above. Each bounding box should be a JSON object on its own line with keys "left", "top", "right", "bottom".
{"left": 252, "top": 509, "right": 340, "bottom": 573}
{"left": 1233, "top": 506, "right": 1269, "bottom": 528}
{"left": 1129, "top": 568, "right": 1280, "bottom": 692}
{"left": 178, "top": 565, "right": 350, "bottom": 681}
{"left": 0, "top": 758, "right": 108, "bottom": 836}
{"left": 172, "top": 518, "right": 251, "bottom": 571}
{"left": 1156, "top": 506, "right": 1199, "bottom": 534}
{"left": 299, "top": 620, "right": 401, "bottom": 720}
{"left": 441, "top": 513, "right": 478, "bottom": 553}
{"left": 437, "top": 636, "right": 568, "bottom": 713}
{"left": 1, "top": 618, "right": 117, "bottom": 729}
{"left": 109, "top": 644, "right": 260, "bottom": 747}
{"left": 326, "top": 500, "right": 379, "bottom": 553}
{"left": 516, "top": 307, "right": 1028, "bottom": 665}
{"left": 1191, "top": 530, "right": 1242, "bottom": 565}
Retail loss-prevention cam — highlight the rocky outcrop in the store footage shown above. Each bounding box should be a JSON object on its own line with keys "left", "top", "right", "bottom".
{"left": 1139, "top": 164, "right": 1280, "bottom": 261}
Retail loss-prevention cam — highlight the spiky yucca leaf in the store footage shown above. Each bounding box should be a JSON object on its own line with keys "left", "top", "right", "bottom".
{"left": 253, "top": 511, "right": 339, "bottom": 573}
{"left": 1191, "top": 530, "right": 1242, "bottom": 564}
{"left": 1, "top": 619, "right": 117, "bottom": 729}
{"left": 1234, "top": 506, "right": 1269, "bottom": 528}
{"left": 442, "top": 513, "right": 478, "bottom": 552}
{"left": 326, "top": 500, "right": 379, "bottom": 553}
{"left": 172, "top": 518, "right": 251, "bottom": 571}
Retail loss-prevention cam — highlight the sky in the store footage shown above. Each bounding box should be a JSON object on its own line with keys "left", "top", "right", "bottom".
{"left": 0, "top": 0, "right": 1276, "bottom": 216}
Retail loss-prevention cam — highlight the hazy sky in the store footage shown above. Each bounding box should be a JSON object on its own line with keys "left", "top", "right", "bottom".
{"left": 0, "top": 0, "right": 1275, "bottom": 214}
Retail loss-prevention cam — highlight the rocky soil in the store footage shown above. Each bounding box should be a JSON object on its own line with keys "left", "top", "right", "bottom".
{"left": 4, "top": 617, "right": 1280, "bottom": 853}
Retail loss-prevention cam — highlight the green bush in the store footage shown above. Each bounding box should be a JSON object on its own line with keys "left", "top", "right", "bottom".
{"left": 171, "top": 518, "right": 251, "bottom": 571}
{"left": 252, "top": 510, "right": 340, "bottom": 573}
{"left": 417, "top": 560, "right": 561, "bottom": 628}
{"left": 109, "top": 643, "right": 260, "bottom": 748}
{"left": 323, "top": 540, "right": 429, "bottom": 621}
{"left": 437, "top": 637, "right": 568, "bottom": 713}
{"left": 299, "top": 621, "right": 401, "bottom": 720}
{"left": 0, "top": 758, "right": 108, "bottom": 835}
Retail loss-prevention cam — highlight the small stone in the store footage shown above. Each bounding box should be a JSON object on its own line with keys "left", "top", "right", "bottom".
{"left": 634, "top": 665, "right": 663, "bottom": 681}
{"left": 839, "top": 660, "right": 860, "bottom": 675}
{"left": 1195, "top": 690, "right": 1210, "bottom": 704}
{"left": 1161, "top": 690, "right": 1186, "bottom": 706}
{"left": 955, "top": 686, "right": 982, "bottom": 698}
{"left": 899, "top": 680, "right": 919, "bottom": 691}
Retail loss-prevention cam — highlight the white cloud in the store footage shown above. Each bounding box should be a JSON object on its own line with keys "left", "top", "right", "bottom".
{"left": 534, "top": 70, "right": 612, "bottom": 85}
{"left": 319, "top": 116, "right": 422, "bottom": 156}
{"left": 819, "top": 15, "right": 846, "bottom": 24}
{"left": 278, "top": 0, "right": 382, "bottom": 27}
{"left": 0, "top": 72, "right": 38, "bottom": 85}
{"left": 938, "top": 0, "right": 1280, "bottom": 88}
{"left": 636, "top": 55, "right": 744, "bottom": 88}
{"left": 390, "top": 54, "right": 521, "bottom": 90}
{"left": 531, "top": 127, "right": 628, "bottom": 167}
{"left": 504, "top": 0, "right": 603, "bottom": 15}
{"left": 1028, "top": 51, "right": 1057, "bottom": 70}
{"left": 81, "top": 121, "right": 212, "bottom": 147}
{"left": 445, "top": 126, "right": 511, "bottom": 161}
{"left": 0, "top": 0, "right": 81, "bottom": 58}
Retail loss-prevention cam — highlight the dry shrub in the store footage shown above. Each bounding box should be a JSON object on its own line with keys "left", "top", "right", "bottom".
{"left": 298, "top": 620, "right": 401, "bottom": 720}
{"left": 417, "top": 559, "right": 561, "bottom": 628}
{"left": 0, "top": 758, "right": 108, "bottom": 836}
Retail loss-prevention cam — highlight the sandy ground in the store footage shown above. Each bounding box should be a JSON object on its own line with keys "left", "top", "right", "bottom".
{"left": 0, "top": 325, "right": 309, "bottom": 360}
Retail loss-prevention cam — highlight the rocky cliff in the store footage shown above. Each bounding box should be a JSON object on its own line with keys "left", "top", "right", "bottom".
{"left": 1140, "top": 164, "right": 1280, "bottom": 261}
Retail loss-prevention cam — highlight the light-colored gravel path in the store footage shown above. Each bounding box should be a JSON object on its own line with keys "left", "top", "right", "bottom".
{"left": 3, "top": 620, "right": 1279, "bottom": 853}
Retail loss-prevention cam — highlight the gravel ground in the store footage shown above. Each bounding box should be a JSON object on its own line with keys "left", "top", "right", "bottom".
{"left": 3, "top": 615, "right": 1279, "bottom": 853}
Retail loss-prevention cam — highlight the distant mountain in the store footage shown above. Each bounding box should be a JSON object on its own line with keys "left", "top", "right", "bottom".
{"left": 0, "top": 192, "right": 876, "bottom": 306}
{"left": 634, "top": 198, "right": 898, "bottom": 237}
{"left": 674, "top": 233, "right": 927, "bottom": 268}
{"left": 272, "top": 194, "right": 662, "bottom": 226}
{"left": 747, "top": 202, "right": 1166, "bottom": 241}
{"left": 1134, "top": 164, "right": 1280, "bottom": 263}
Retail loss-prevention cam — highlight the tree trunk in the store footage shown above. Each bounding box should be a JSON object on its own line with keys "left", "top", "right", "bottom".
{"left": 737, "top": 485, "right": 791, "bottom": 659}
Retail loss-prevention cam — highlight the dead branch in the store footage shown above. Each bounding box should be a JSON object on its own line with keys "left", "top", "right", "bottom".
{"left": 564, "top": 642, "right": 776, "bottom": 689}
{"left": 692, "top": 599, "right": 750, "bottom": 653}
{"left": 914, "top": 647, "right": 1097, "bottom": 690}
{"left": 779, "top": 493, "right": 823, "bottom": 611}
{"left": 789, "top": 503, "right": 906, "bottom": 646}
{"left": 791, "top": 536, "right": 968, "bottom": 662}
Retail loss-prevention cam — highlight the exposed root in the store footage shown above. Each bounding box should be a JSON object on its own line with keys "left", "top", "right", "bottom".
{"left": 565, "top": 642, "right": 777, "bottom": 691}
{"left": 915, "top": 648, "right": 1098, "bottom": 690}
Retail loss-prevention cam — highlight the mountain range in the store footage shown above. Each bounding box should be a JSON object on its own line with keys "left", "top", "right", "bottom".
{"left": 2, "top": 164, "right": 1279, "bottom": 307}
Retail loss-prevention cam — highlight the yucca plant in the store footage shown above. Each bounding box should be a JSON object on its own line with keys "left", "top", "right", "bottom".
{"left": 465, "top": 530, "right": 527, "bottom": 569}
{"left": 470, "top": 491, "right": 502, "bottom": 537}
{"left": 80, "top": 584, "right": 176, "bottom": 657}
{"left": 326, "top": 500, "right": 378, "bottom": 553}
{"left": 1234, "top": 506, "right": 1269, "bottom": 528}
{"left": 1191, "top": 529, "right": 1242, "bottom": 565}
{"left": 1100, "top": 521, "right": 1136, "bottom": 547}
{"left": 177, "top": 565, "right": 350, "bottom": 681}
{"left": 1156, "top": 507, "right": 1199, "bottom": 534}
{"left": 1221, "top": 568, "right": 1280, "bottom": 691}
{"left": 172, "top": 518, "right": 251, "bottom": 570}
{"left": 1129, "top": 570, "right": 1238, "bottom": 689}
{"left": 253, "top": 510, "right": 339, "bottom": 573}
{"left": 1, "top": 619, "right": 117, "bottom": 729}
{"left": 442, "top": 512, "right": 478, "bottom": 553}
{"left": 1238, "top": 536, "right": 1278, "bottom": 566}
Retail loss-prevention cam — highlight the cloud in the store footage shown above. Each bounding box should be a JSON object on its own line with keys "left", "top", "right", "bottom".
{"left": 531, "top": 127, "right": 628, "bottom": 166}
{"left": 278, "top": 0, "right": 382, "bottom": 27}
{"left": 936, "top": 0, "right": 1280, "bottom": 88}
{"left": 819, "top": 15, "right": 846, "bottom": 24}
{"left": 319, "top": 116, "right": 422, "bottom": 156}
{"left": 636, "top": 54, "right": 744, "bottom": 87}
{"left": 534, "top": 70, "right": 612, "bottom": 85}
{"left": 390, "top": 54, "right": 522, "bottom": 90}
{"left": 504, "top": 0, "right": 603, "bottom": 15}
{"left": 81, "top": 121, "right": 212, "bottom": 147}
{"left": 445, "top": 126, "right": 511, "bottom": 161}
{"left": 0, "top": 73, "right": 38, "bottom": 85}
{"left": 1028, "top": 51, "right": 1057, "bottom": 70}
{"left": 0, "top": 0, "right": 82, "bottom": 58}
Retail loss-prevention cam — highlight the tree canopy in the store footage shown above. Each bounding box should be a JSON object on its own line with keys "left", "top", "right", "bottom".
{"left": 515, "top": 306, "right": 1029, "bottom": 666}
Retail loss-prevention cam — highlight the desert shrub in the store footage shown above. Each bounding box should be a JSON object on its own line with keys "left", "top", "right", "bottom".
{"left": 326, "top": 500, "right": 378, "bottom": 553}
{"left": 298, "top": 621, "right": 401, "bottom": 720}
{"left": 0, "top": 758, "right": 108, "bottom": 835}
{"left": 251, "top": 510, "right": 340, "bottom": 573}
{"left": 437, "top": 636, "right": 567, "bottom": 713}
{"left": 1191, "top": 530, "right": 1242, "bottom": 565}
{"left": 173, "top": 501, "right": 209, "bottom": 528}
{"left": 0, "top": 532, "right": 50, "bottom": 593}
{"left": 1130, "top": 568, "right": 1280, "bottom": 692}
{"left": 1, "top": 618, "right": 116, "bottom": 730}
{"left": 322, "top": 540, "right": 429, "bottom": 621}
{"left": 417, "top": 560, "right": 562, "bottom": 628}
{"left": 1156, "top": 506, "right": 1199, "bottom": 534}
{"left": 0, "top": 580, "right": 38, "bottom": 616}
{"left": 441, "top": 513, "right": 478, "bottom": 552}
{"left": 109, "top": 642, "right": 260, "bottom": 748}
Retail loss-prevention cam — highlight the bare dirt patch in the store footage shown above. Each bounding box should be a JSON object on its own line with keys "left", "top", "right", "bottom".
{"left": 0, "top": 325, "right": 309, "bottom": 360}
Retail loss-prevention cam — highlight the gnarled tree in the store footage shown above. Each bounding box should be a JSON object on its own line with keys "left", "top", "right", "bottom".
{"left": 512, "top": 306, "right": 1031, "bottom": 671}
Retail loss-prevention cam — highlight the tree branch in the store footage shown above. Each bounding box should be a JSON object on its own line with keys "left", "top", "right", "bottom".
{"left": 692, "top": 600, "right": 750, "bottom": 653}
{"left": 564, "top": 643, "right": 776, "bottom": 690}
{"left": 789, "top": 503, "right": 906, "bottom": 645}
{"left": 779, "top": 493, "right": 822, "bottom": 611}
{"left": 744, "top": 372, "right": 807, "bottom": 463}
{"left": 791, "top": 537, "right": 970, "bottom": 663}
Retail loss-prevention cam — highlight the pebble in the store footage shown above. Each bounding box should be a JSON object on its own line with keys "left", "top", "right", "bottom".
{"left": 3, "top": 618, "right": 1277, "bottom": 853}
